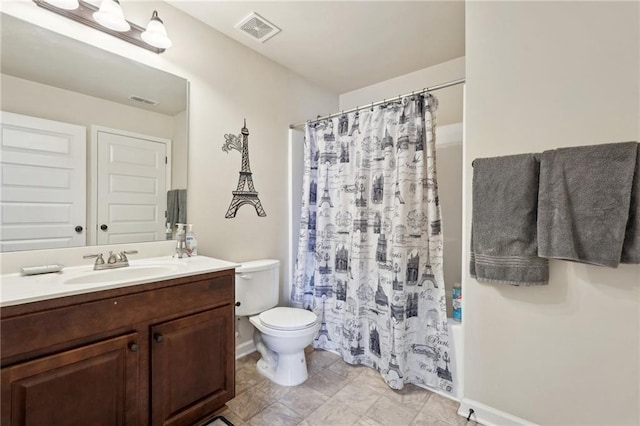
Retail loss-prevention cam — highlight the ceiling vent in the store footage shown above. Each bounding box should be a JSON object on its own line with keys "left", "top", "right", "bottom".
{"left": 128, "top": 95, "right": 160, "bottom": 106}
{"left": 235, "top": 12, "right": 281, "bottom": 43}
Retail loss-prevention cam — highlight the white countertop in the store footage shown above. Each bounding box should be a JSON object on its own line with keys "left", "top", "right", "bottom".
{"left": 0, "top": 255, "right": 239, "bottom": 307}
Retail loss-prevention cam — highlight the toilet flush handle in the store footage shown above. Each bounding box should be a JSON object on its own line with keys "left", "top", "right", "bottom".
{"left": 238, "top": 274, "right": 252, "bottom": 280}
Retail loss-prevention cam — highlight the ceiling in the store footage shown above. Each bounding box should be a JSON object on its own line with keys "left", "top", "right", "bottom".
{"left": 168, "top": 1, "right": 465, "bottom": 94}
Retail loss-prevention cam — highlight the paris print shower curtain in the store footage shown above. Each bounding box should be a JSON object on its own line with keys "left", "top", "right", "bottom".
{"left": 292, "top": 93, "right": 453, "bottom": 392}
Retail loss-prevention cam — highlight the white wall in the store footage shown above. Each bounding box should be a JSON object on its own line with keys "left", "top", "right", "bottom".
{"left": 339, "top": 56, "right": 465, "bottom": 126}
{"left": 339, "top": 58, "right": 465, "bottom": 317}
{"left": 2, "top": 1, "right": 338, "bottom": 349}
{"left": 464, "top": 2, "right": 639, "bottom": 425}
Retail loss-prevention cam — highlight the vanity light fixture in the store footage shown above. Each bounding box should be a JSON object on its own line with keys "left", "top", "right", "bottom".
{"left": 33, "top": 0, "right": 171, "bottom": 54}
{"left": 41, "top": 0, "right": 79, "bottom": 10}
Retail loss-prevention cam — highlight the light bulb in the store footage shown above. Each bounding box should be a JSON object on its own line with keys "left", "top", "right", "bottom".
{"left": 93, "top": 0, "right": 130, "bottom": 32}
{"left": 141, "top": 10, "right": 172, "bottom": 49}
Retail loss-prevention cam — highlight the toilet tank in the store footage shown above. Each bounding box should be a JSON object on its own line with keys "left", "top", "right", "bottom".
{"left": 235, "top": 259, "right": 280, "bottom": 316}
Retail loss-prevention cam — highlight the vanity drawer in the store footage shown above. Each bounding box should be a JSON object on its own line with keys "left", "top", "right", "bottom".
{"left": 1, "top": 272, "right": 233, "bottom": 364}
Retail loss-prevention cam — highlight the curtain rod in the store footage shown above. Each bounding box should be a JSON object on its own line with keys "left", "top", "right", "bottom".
{"left": 289, "top": 77, "right": 465, "bottom": 130}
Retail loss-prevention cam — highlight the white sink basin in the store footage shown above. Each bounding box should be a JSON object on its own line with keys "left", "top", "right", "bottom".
{"left": 64, "top": 265, "right": 180, "bottom": 285}
{"left": 1, "top": 255, "right": 241, "bottom": 307}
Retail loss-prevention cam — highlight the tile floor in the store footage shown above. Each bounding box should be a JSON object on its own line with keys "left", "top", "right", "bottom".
{"left": 212, "top": 349, "right": 476, "bottom": 426}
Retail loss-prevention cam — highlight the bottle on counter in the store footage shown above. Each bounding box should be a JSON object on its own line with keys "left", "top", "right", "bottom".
{"left": 185, "top": 224, "right": 198, "bottom": 256}
{"left": 452, "top": 284, "right": 462, "bottom": 322}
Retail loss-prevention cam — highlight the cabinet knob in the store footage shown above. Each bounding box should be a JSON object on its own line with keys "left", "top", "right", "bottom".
{"left": 154, "top": 333, "right": 164, "bottom": 343}
{"left": 235, "top": 301, "right": 241, "bottom": 307}
{"left": 75, "top": 225, "right": 83, "bottom": 233}
{"left": 100, "top": 224, "right": 108, "bottom": 231}
{"left": 128, "top": 342, "right": 139, "bottom": 352}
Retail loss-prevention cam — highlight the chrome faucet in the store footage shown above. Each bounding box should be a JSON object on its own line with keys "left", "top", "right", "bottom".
{"left": 84, "top": 250, "right": 138, "bottom": 270}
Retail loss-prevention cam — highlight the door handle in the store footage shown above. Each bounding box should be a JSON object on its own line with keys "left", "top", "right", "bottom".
{"left": 100, "top": 224, "right": 108, "bottom": 231}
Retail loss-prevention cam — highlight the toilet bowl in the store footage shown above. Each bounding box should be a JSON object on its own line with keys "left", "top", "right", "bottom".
{"left": 235, "top": 260, "right": 319, "bottom": 386}
{"left": 249, "top": 307, "right": 320, "bottom": 386}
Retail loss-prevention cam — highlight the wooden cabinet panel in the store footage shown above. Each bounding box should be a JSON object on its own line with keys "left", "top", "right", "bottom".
{"left": 151, "top": 306, "right": 235, "bottom": 426}
{"left": 0, "top": 269, "right": 235, "bottom": 426}
{"left": 1, "top": 274, "right": 233, "bottom": 363}
{"left": 1, "top": 333, "right": 139, "bottom": 426}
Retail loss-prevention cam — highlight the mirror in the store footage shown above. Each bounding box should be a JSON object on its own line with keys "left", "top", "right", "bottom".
{"left": 0, "top": 14, "right": 188, "bottom": 252}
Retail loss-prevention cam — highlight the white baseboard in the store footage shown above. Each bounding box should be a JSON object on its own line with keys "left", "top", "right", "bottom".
{"left": 458, "top": 398, "right": 538, "bottom": 426}
{"left": 235, "top": 340, "right": 256, "bottom": 359}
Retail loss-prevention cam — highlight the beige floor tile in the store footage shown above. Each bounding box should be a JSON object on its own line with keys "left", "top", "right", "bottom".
{"left": 230, "top": 352, "right": 465, "bottom": 426}
{"left": 236, "top": 352, "right": 260, "bottom": 371}
{"left": 235, "top": 364, "right": 267, "bottom": 395}
{"left": 331, "top": 382, "right": 383, "bottom": 415}
{"left": 307, "top": 349, "right": 341, "bottom": 375}
{"left": 418, "top": 394, "right": 465, "bottom": 425}
{"left": 327, "top": 359, "right": 366, "bottom": 380}
{"left": 257, "top": 378, "right": 292, "bottom": 403}
{"left": 365, "top": 395, "right": 419, "bottom": 426}
{"left": 248, "top": 402, "right": 303, "bottom": 426}
{"left": 306, "top": 398, "right": 363, "bottom": 426}
{"left": 226, "top": 387, "right": 273, "bottom": 422}
{"left": 278, "top": 384, "right": 329, "bottom": 418}
{"left": 351, "top": 367, "right": 393, "bottom": 393}
{"left": 305, "top": 367, "right": 351, "bottom": 398}
{"left": 355, "top": 416, "right": 385, "bottom": 426}
{"left": 382, "top": 383, "right": 432, "bottom": 412}
{"left": 410, "top": 412, "right": 454, "bottom": 426}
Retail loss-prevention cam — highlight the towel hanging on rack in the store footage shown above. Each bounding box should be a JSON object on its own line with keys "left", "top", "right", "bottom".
{"left": 537, "top": 141, "right": 639, "bottom": 267}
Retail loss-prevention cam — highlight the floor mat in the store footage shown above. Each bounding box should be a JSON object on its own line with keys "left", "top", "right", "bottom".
{"left": 203, "top": 415, "right": 234, "bottom": 426}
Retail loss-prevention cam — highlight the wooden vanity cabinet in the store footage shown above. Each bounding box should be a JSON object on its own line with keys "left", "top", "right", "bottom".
{"left": 0, "top": 269, "right": 236, "bottom": 426}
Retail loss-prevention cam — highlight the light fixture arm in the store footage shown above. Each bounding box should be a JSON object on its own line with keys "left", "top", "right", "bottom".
{"left": 33, "top": 0, "right": 167, "bottom": 54}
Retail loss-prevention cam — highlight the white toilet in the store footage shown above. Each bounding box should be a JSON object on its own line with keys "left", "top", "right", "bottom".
{"left": 235, "top": 259, "right": 320, "bottom": 386}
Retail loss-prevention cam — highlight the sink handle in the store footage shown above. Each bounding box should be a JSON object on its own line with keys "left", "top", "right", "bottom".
{"left": 83, "top": 253, "right": 105, "bottom": 265}
{"left": 120, "top": 250, "right": 138, "bottom": 263}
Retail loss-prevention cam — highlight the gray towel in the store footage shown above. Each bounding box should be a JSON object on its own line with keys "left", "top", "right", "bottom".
{"left": 538, "top": 142, "right": 639, "bottom": 267}
{"left": 621, "top": 144, "right": 640, "bottom": 263}
{"left": 470, "top": 154, "right": 549, "bottom": 285}
{"left": 167, "top": 189, "right": 187, "bottom": 228}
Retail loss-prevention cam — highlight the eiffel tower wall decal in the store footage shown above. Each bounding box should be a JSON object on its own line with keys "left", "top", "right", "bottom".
{"left": 221, "top": 119, "right": 267, "bottom": 218}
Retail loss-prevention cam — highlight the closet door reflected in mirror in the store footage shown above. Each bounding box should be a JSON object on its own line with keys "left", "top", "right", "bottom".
{"left": 0, "top": 111, "right": 87, "bottom": 252}
{"left": 93, "top": 127, "right": 169, "bottom": 246}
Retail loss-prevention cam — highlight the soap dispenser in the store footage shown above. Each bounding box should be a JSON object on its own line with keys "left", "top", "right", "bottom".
{"left": 185, "top": 224, "right": 198, "bottom": 256}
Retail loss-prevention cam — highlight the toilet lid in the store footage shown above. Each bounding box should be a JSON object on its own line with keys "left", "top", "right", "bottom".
{"left": 259, "top": 307, "right": 317, "bottom": 331}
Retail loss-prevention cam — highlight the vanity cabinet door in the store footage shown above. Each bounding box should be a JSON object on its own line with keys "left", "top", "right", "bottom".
{"left": 1, "top": 332, "right": 139, "bottom": 426}
{"left": 150, "top": 306, "right": 234, "bottom": 426}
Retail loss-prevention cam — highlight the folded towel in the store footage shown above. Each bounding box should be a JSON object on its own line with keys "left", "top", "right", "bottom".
{"left": 167, "top": 189, "right": 187, "bottom": 228}
{"left": 470, "top": 154, "right": 549, "bottom": 285}
{"left": 177, "top": 189, "right": 187, "bottom": 224}
{"left": 538, "top": 142, "right": 639, "bottom": 267}
{"left": 621, "top": 144, "right": 640, "bottom": 263}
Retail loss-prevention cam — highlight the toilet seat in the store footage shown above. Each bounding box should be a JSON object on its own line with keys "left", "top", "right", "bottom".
{"left": 259, "top": 307, "right": 317, "bottom": 331}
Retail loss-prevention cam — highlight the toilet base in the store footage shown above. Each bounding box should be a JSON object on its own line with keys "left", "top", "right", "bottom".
{"left": 256, "top": 350, "right": 309, "bottom": 387}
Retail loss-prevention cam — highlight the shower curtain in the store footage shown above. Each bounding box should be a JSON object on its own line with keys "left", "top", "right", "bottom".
{"left": 292, "top": 93, "right": 453, "bottom": 392}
